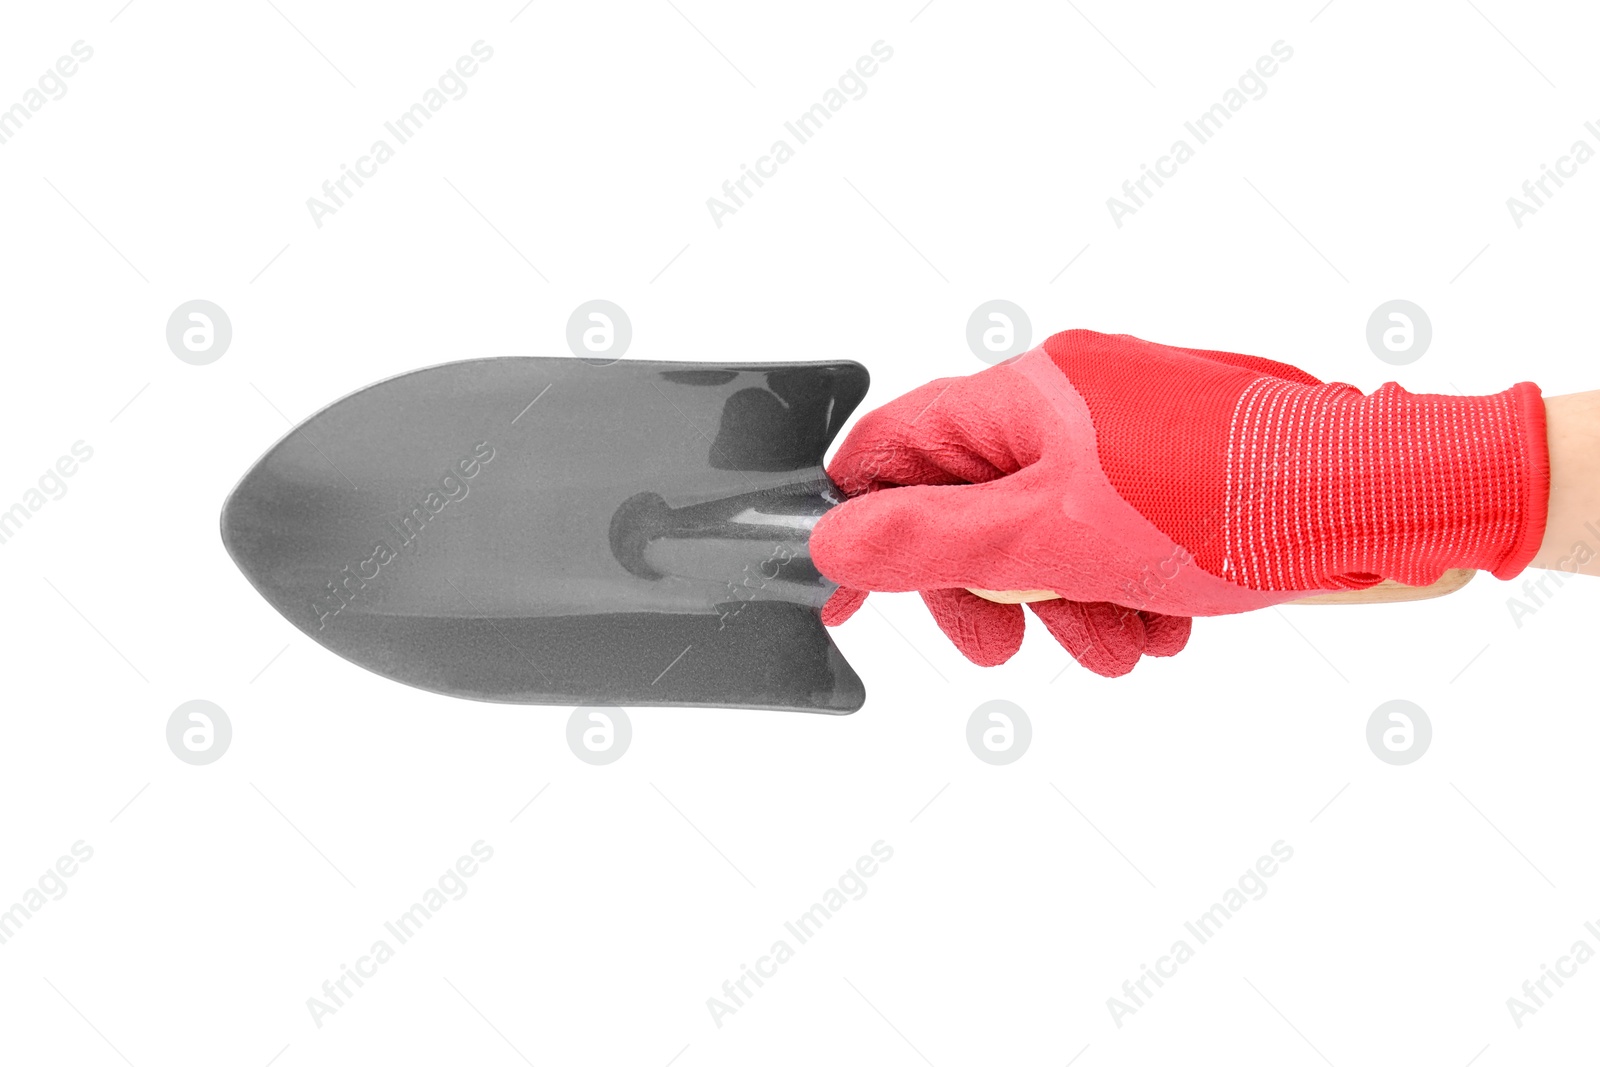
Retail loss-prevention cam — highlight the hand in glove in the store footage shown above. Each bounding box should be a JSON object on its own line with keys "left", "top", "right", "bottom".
{"left": 813, "top": 330, "right": 1549, "bottom": 676}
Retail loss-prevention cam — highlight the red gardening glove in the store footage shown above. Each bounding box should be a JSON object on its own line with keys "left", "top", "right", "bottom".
{"left": 813, "top": 330, "right": 1550, "bottom": 675}
{"left": 815, "top": 335, "right": 1326, "bottom": 674}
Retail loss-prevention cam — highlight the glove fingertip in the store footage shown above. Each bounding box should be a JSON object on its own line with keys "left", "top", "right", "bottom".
{"left": 1029, "top": 599, "right": 1147, "bottom": 678}
{"left": 921, "top": 588, "right": 1024, "bottom": 667}
{"left": 821, "top": 586, "right": 867, "bottom": 626}
{"left": 1139, "top": 612, "right": 1193, "bottom": 657}
{"left": 1084, "top": 652, "right": 1140, "bottom": 679}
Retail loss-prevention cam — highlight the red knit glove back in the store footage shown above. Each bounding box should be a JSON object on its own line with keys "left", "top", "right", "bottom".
{"left": 1047, "top": 330, "right": 1551, "bottom": 591}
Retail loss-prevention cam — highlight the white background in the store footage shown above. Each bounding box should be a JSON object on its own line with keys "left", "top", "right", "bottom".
{"left": 1, "top": 1, "right": 1597, "bottom": 1064}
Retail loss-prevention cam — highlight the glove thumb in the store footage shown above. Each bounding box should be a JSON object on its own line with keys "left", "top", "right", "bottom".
{"left": 811, "top": 481, "right": 1026, "bottom": 593}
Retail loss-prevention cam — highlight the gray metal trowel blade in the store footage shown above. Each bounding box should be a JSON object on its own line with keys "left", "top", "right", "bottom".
{"left": 220, "top": 357, "right": 870, "bottom": 713}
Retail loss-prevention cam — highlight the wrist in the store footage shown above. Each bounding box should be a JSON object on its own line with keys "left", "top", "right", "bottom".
{"left": 1530, "top": 391, "right": 1600, "bottom": 574}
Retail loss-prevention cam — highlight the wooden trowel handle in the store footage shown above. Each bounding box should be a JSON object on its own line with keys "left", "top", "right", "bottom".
{"left": 970, "top": 569, "right": 1476, "bottom": 606}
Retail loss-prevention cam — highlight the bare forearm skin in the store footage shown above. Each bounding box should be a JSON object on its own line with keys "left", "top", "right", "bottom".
{"left": 1530, "top": 392, "right": 1600, "bottom": 576}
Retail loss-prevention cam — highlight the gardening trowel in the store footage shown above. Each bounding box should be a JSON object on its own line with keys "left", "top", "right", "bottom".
{"left": 221, "top": 357, "right": 871, "bottom": 713}
{"left": 221, "top": 356, "right": 1475, "bottom": 715}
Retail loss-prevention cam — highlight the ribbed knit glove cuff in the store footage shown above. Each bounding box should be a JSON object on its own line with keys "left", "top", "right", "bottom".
{"left": 1213, "top": 377, "right": 1550, "bottom": 590}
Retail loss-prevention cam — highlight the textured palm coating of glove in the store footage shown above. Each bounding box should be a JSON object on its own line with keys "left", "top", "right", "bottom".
{"left": 814, "top": 330, "right": 1550, "bottom": 675}
{"left": 821, "top": 584, "right": 1192, "bottom": 676}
